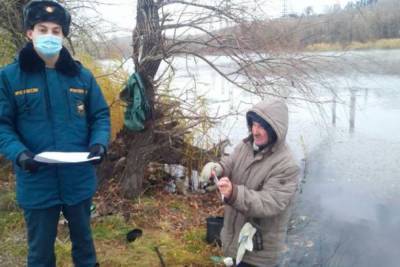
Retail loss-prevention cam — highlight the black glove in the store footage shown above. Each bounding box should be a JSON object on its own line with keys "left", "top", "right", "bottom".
{"left": 87, "top": 144, "right": 106, "bottom": 165}
{"left": 17, "top": 151, "right": 39, "bottom": 173}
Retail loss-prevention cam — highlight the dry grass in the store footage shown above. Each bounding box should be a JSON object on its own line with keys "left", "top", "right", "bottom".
{"left": 306, "top": 38, "right": 400, "bottom": 52}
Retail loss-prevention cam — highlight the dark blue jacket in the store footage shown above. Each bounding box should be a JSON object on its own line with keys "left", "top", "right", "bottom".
{"left": 0, "top": 43, "right": 110, "bottom": 209}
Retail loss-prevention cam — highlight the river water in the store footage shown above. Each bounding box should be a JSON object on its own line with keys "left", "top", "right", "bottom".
{"left": 286, "top": 72, "right": 400, "bottom": 267}
{"left": 119, "top": 49, "right": 400, "bottom": 266}
{"left": 166, "top": 50, "right": 400, "bottom": 267}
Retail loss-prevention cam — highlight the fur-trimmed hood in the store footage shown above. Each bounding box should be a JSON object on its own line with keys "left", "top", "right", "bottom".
{"left": 18, "top": 42, "right": 80, "bottom": 77}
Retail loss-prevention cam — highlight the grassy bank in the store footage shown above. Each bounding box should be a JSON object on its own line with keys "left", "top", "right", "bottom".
{"left": 0, "top": 184, "right": 224, "bottom": 266}
{"left": 306, "top": 38, "right": 400, "bottom": 52}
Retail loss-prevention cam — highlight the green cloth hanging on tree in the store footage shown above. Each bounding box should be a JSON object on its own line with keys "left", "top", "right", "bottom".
{"left": 120, "top": 73, "right": 151, "bottom": 131}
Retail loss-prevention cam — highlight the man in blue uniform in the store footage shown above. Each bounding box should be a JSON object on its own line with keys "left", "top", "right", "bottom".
{"left": 0, "top": 1, "right": 110, "bottom": 266}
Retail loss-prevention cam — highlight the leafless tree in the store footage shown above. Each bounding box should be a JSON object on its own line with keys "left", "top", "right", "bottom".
{"left": 100, "top": 0, "right": 336, "bottom": 198}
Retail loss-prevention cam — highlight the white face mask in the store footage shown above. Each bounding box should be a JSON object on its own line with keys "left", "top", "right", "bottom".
{"left": 33, "top": 34, "right": 63, "bottom": 58}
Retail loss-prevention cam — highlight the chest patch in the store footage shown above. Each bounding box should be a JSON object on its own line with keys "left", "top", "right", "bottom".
{"left": 70, "top": 88, "right": 86, "bottom": 94}
{"left": 76, "top": 100, "right": 86, "bottom": 116}
{"left": 15, "top": 88, "right": 39, "bottom": 96}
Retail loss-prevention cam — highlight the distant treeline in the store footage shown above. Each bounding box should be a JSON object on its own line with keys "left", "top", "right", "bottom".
{"left": 236, "top": 0, "right": 400, "bottom": 51}
{"left": 192, "top": 0, "right": 399, "bottom": 53}
{"left": 82, "top": 0, "right": 400, "bottom": 59}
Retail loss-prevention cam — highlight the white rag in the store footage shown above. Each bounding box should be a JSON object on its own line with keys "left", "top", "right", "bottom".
{"left": 236, "top": 222, "right": 257, "bottom": 264}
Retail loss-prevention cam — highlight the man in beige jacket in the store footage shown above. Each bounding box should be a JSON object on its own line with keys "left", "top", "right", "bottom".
{"left": 201, "top": 99, "right": 300, "bottom": 267}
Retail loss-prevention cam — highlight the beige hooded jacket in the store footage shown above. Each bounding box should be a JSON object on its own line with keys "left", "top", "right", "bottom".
{"left": 219, "top": 99, "right": 300, "bottom": 267}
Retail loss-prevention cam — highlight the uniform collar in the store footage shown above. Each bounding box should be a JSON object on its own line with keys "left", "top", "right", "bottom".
{"left": 18, "top": 42, "right": 80, "bottom": 77}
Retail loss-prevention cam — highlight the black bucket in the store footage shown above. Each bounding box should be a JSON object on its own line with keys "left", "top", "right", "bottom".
{"left": 206, "top": 216, "right": 224, "bottom": 246}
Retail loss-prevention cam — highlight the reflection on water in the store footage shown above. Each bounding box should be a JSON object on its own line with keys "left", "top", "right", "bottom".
{"left": 349, "top": 89, "right": 356, "bottom": 133}
{"left": 286, "top": 73, "right": 400, "bottom": 267}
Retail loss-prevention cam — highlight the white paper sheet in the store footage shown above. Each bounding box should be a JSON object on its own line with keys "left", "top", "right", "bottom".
{"left": 34, "top": 152, "right": 100, "bottom": 164}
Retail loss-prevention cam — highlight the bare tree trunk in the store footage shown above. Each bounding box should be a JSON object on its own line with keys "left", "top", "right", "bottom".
{"left": 119, "top": 128, "right": 155, "bottom": 198}
{"left": 118, "top": 0, "right": 163, "bottom": 198}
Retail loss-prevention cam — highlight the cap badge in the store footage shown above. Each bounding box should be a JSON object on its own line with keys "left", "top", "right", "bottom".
{"left": 45, "top": 6, "right": 55, "bottom": 13}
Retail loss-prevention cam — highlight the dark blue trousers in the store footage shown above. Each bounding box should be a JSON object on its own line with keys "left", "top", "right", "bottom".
{"left": 23, "top": 198, "right": 97, "bottom": 267}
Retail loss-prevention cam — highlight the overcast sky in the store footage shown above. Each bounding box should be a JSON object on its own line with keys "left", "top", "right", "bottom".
{"left": 95, "top": 0, "right": 355, "bottom": 36}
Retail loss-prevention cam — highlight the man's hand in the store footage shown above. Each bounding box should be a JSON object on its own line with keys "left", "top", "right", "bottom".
{"left": 200, "top": 162, "right": 223, "bottom": 183}
{"left": 17, "top": 151, "right": 39, "bottom": 173}
{"left": 217, "top": 177, "right": 233, "bottom": 199}
{"left": 87, "top": 144, "right": 106, "bottom": 165}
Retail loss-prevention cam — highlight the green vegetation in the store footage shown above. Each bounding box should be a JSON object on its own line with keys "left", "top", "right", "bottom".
{"left": 0, "top": 210, "right": 27, "bottom": 266}
{"left": 0, "top": 190, "right": 18, "bottom": 211}
{"left": 0, "top": 186, "right": 223, "bottom": 266}
{"left": 0, "top": 210, "right": 25, "bottom": 236}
